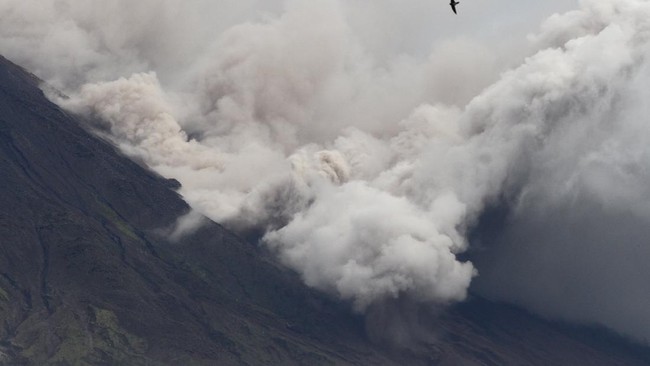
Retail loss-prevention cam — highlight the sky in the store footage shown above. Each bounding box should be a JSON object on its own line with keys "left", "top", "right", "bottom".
{"left": 5, "top": 0, "right": 650, "bottom": 344}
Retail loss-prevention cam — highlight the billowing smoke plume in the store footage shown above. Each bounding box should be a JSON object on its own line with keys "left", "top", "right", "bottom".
{"left": 470, "top": 1, "right": 650, "bottom": 342}
{"left": 4, "top": 0, "right": 650, "bottom": 343}
{"left": 56, "top": 2, "right": 480, "bottom": 310}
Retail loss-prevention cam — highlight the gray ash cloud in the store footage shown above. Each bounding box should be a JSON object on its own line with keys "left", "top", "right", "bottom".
{"left": 4, "top": 0, "right": 650, "bottom": 343}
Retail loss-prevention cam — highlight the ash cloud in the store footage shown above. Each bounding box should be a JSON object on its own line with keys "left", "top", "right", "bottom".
{"left": 471, "top": 0, "right": 650, "bottom": 341}
{"left": 5, "top": 0, "right": 650, "bottom": 344}
{"left": 55, "top": 2, "right": 481, "bottom": 309}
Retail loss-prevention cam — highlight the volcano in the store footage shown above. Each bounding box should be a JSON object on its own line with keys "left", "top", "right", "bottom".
{"left": 0, "top": 54, "right": 648, "bottom": 365}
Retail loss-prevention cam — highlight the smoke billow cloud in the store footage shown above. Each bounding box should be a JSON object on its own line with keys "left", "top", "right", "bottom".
{"left": 4, "top": 0, "right": 650, "bottom": 343}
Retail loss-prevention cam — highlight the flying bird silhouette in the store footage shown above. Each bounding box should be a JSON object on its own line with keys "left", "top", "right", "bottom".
{"left": 450, "top": 0, "right": 459, "bottom": 14}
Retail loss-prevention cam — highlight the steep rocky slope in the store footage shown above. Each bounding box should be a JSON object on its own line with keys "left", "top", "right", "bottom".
{"left": 0, "top": 55, "right": 648, "bottom": 365}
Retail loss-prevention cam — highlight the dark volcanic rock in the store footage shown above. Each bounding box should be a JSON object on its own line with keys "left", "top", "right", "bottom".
{"left": 0, "top": 55, "right": 380, "bottom": 365}
{"left": 0, "top": 54, "right": 648, "bottom": 365}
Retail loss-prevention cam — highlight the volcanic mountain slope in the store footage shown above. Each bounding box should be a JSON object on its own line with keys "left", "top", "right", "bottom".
{"left": 0, "top": 55, "right": 390, "bottom": 365}
{"left": 0, "top": 54, "right": 648, "bottom": 365}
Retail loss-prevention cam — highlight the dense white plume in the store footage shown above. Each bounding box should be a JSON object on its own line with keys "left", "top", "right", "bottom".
{"left": 4, "top": 0, "right": 650, "bottom": 342}
{"left": 471, "top": 1, "right": 650, "bottom": 342}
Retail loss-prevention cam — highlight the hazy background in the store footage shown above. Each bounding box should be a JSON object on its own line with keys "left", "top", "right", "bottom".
{"left": 5, "top": 0, "right": 650, "bottom": 344}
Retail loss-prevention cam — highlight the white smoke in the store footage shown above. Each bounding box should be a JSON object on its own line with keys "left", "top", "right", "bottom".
{"left": 55, "top": 3, "right": 482, "bottom": 307}
{"left": 470, "top": 0, "right": 650, "bottom": 342}
{"left": 7, "top": 0, "right": 650, "bottom": 343}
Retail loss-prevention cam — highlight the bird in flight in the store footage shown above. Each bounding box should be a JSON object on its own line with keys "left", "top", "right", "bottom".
{"left": 450, "top": 0, "right": 459, "bottom": 14}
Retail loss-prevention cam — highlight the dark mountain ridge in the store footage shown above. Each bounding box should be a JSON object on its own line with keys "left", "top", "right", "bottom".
{"left": 0, "top": 54, "right": 648, "bottom": 365}
{"left": 0, "top": 54, "right": 384, "bottom": 365}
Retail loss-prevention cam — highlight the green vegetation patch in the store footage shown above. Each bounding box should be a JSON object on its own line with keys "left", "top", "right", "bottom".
{"left": 51, "top": 306, "right": 149, "bottom": 365}
{"left": 0, "top": 287, "right": 9, "bottom": 302}
{"left": 19, "top": 307, "right": 152, "bottom": 365}
{"left": 94, "top": 196, "right": 140, "bottom": 241}
{"left": 91, "top": 307, "right": 148, "bottom": 354}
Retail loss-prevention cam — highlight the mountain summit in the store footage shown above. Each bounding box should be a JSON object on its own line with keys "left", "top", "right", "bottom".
{"left": 0, "top": 55, "right": 648, "bottom": 365}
